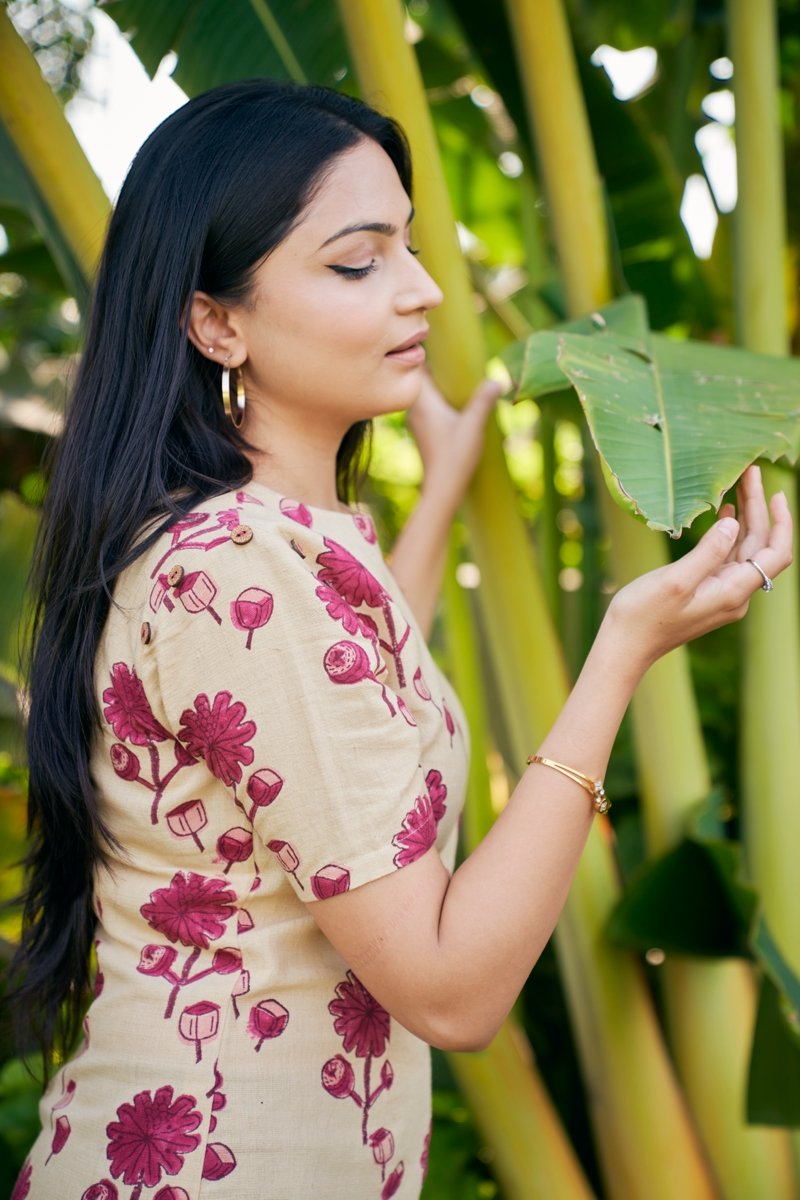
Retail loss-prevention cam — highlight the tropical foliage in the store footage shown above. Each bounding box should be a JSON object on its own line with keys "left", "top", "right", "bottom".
{"left": 1, "top": 1, "right": 800, "bottom": 1197}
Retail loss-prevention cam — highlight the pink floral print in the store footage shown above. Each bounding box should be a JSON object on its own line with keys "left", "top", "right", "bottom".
{"left": 426, "top": 768, "right": 448, "bottom": 823}
{"left": 230, "top": 587, "right": 274, "bottom": 649}
{"left": 105, "top": 1085, "right": 202, "bottom": 1196}
{"left": 352, "top": 512, "right": 377, "bottom": 544}
{"left": 177, "top": 691, "right": 255, "bottom": 787}
{"left": 329, "top": 971, "right": 390, "bottom": 1058}
{"left": 81, "top": 1182, "right": 118, "bottom": 1200}
{"left": 326, "top": 972, "right": 396, "bottom": 1184}
{"left": 392, "top": 793, "right": 437, "bottom": 867}
{"left": 103, "top": 663, "right": 169, "bottom": 746}
{"left": 104, "top": 665, "right": 191, "bottom": 823}
{"left": 202, "top": 1142, "right": 237, "bottom": 1180}
{"left": 323, "top": 641, "right": 396, "bottom": 716}
{"left": 140, "top": 872, "right": 236, "bottom": 949}
{"left": 316, "top": 538, "right": 410, "bottom": 686}
{"left": 10, "top": 1160, "right": 32, "bottom": 1200}
{"left": 247, "top": 999, "right": 290, "bottom": 1051}
{"left": 279, "top": 496, "right": 313, "bottom": 527}
{"left": 317, "top": 538, "right": 386, "bottom": 608}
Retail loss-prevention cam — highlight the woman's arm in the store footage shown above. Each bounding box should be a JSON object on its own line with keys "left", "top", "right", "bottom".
{"left": 388, "top": 375, "right": 501, "bottom": 637}
{"left": 312, "top": 467, "right": 793, "bottom": 1052}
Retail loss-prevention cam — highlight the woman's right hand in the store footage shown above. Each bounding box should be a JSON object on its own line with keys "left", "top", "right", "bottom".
{"left": 602, "top": 465, "right": 793, "bottom": 675}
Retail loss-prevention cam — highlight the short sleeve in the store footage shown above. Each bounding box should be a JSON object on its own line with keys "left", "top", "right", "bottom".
{"left": 138, "top": 513, "right": 436, "bottom": 902}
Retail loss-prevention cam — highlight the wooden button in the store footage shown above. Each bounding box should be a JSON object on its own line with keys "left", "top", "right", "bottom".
{"left": 167, "top": 564, "right": 185, "bottom": 587}
{"left": 230, "top": 524, "right": 253, "bottom": 545}
{"left": 140, "top": 621, "right": 152, "bottom": 645}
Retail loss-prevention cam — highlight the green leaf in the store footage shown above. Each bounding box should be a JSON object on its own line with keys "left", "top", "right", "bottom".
{"left": 747, "top": 973, "right": 800, "bottom": 1126}
{"left": 0, "top": 121, "right": 87, "bottom": 304}
{"left": 505, "top": 295, "right": 800, "bottom": 534}
{"left": 606, "top": 792, "right": 800, "bottom": 1125}
{"left": 606, "top": 792, "right": 759, "bottom": 957}
{"left": 103, "top": 0, "right": 351, "bottom": 92}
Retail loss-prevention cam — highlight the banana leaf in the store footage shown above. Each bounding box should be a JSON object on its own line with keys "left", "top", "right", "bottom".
{"left": 606, "top": 791, "right": 800, "bottom": 1126}
{"left": 505, "top": 294, "right": 800, "bottom": 534}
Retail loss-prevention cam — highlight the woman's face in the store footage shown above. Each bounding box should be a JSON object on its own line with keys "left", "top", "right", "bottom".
{"left": 235, "top": 138, "right": 443, "bottom": 437}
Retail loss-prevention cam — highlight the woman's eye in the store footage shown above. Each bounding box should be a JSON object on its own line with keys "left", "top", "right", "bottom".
{"left": 328, "top": 259, "right": 377, "bottom": 280}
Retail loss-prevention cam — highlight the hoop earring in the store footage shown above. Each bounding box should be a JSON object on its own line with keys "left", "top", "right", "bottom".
{"left": 221, "top": 359, "right": 246, "bottom": 428}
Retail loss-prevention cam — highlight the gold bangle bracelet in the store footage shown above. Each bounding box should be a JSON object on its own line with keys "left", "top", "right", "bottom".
{"left": 526, "top": 754, "right": 611, "bottom": 815}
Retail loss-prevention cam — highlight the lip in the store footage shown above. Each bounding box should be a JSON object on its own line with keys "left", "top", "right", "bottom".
{"left": 386, "top": 327, "right": 430, "bottom": 356}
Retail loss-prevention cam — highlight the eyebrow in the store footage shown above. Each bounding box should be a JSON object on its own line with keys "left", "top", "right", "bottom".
{"left": 318, "top": 207, "right": 415, "bottom": 250}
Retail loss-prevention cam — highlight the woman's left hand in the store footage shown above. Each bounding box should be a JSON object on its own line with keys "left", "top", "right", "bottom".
{"left": 407, "top": 372, "right": 502, "bottom": 512}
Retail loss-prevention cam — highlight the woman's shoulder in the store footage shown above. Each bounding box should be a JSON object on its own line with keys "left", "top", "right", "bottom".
{"left": 114, "top": 481, "right": 387, "bottom": 625}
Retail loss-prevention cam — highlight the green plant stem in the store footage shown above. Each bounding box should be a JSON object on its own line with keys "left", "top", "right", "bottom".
{"left": 727, "top": 0, "right": 800, "bottom": 977}
{"left": 0, "top": 7, "right": 109, "bottom": 279}
{"left": 507, "top": 0, "right": 796, "bottom": 1194}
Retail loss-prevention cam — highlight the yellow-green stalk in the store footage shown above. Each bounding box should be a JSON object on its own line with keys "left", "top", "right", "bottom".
{"left": 0, "top": 7, "right": 109, "bottom": 278}
{"left": 340, "top": 1, "right": 726, "bottom": 1197}
{"left": 506, "top": 0, "right": 796, "bottom": 1194}
{"left": 338, "top": 5, "right": 604, "bottom": 1195}
{"left": 727, "top": 0, "right": 800, "bottom": 975}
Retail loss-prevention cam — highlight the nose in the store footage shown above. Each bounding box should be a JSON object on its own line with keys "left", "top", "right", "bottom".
{"left": 397, "top": 252, "right": 444, "bottom": 313}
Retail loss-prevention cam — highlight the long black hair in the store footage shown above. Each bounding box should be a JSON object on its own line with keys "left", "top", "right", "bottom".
{"left": 8, "top": 78, "right": 412, "bottom": 1069}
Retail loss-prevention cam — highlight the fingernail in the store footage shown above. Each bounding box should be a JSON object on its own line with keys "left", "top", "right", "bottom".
{"left": 717, "top": 517, "right": 738, "bottom": 539}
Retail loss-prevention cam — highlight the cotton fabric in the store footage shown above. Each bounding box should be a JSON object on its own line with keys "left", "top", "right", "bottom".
{"left": 18, "top": 482, "right": 468, "bottom": 1200}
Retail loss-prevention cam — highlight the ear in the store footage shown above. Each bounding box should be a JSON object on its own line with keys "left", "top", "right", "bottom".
{"left": 186, "top": 291, "right": 247, "bottom": 367}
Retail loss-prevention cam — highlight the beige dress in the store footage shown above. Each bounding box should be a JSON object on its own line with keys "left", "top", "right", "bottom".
{"left": 18, "top": 482, "right": 468, "bottom": 1200}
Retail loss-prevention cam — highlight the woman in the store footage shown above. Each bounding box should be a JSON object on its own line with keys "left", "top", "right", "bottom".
{"left": 9, "top": 79, "right": 792, "bottom": 1200}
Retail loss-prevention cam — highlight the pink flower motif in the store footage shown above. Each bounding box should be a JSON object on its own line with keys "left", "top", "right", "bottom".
{"left": 137, "top": 944, "right": 178, "bottom": 978}
{"left": 329, "top": 970, "right": 390, "bottom": 1059}
{"left": 215, "top": 508, "right": 242, "bottom": 530}
{"left": 110, "top": 743, "right": 140, "bottom": 781}
{"left": 425, "top": 769, "right": 448, "bottom": 824}
{"left": 248, "top": 999, "right": 290, "bottom": 1050}
{"left": 81, "top": 1182, "right": 118, "bottom": 1200}
{"left": 230, "top": 587, "right": 274, "bottom": 649}
{"left": 168, "top": 511, "right": 210, "bottom": 538}
{"left": 217, "top": 827, "right": 253, "bottom": 874}
{"left": 103, "top": 663, "right": 169, "bottom": 746}
{"left": 105, "top": 1085, "right": 202, "bottom": 1188}
{"left": 177, "top": 692, "right": 255, "bottom": 787}
{"left": 310, "top": 864, "right": 351, "bottom": 900}
{"left": 176, "top": 571, "right": 222, "bottom": 624}
{"left": 324, "top": 640, "right": 372, "bottom": 685}
{"left": 392, "top": 794, "right": 437, "bottom": 868}
{"left": 234, "top": 490, "right": 264, "bottom": 506}
{"left": 246, "top": 768, "right": 283, "bottom": 816}
{"left": 154, "top": 1188, "right": 190, "bottom": 1200}
{"left": 178, "top": 1000, "right": 219, "bottom": 1062}
{"left": 421, "top": 1123, "right": 431, "bottom": 1182}
{"left": 279, "top": 496, "right": 313, "bottom": 527}
{"left": 140, "top": 872, "right": 236, "bottom": 949}
{"left": 166, "top": 799, "right": 207, "bottom": 851}
{"left": 202, "top": 1142, "right": 237, "bottom": 1181}
{"left": 321, "top": 1054, "right": 357, "bottom": 1100}
{"left": 443, "top": 700, "right": 456, "bottom": 745}
{"left": 382, "top": 1162, "right": 405, "bottom": 1199}
{"left": 317, "top": 538, "right": 385, "bottom": 608}
{"left": 10, "top": 1161, "right": 32, "bottom": 1200}
{"left": 370, "top": 1127, "right": 395, "bottom": 1168}
{"left": 352, "top": 512, "right": 377, "bottom": 544}
{"left": 397, "top": 697, "right": 416, "bottom": 726}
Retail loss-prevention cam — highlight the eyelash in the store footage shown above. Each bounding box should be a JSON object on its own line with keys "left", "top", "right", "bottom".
{"left": 329, "top": 247, "right": 421, "bottom": 280}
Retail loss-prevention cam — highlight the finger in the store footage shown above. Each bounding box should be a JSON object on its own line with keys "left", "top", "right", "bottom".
{"left": 676, "top": 516, "right": 740, "bottom": 590}
{"left": 466, "top": 378, "right": 504, "bottom": 416}
{"left": 735, "top": 465, "right": 771, "bottom": 557}
{"left": 741, "top": 490, "right": 794, "bottom": 581}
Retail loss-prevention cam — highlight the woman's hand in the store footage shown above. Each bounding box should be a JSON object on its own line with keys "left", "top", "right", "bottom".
{"left": 604, "top": 465, "right": 793, "bottom": 673}
{"left": 407, "top": 372, "right": 502, "bottom": 515}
